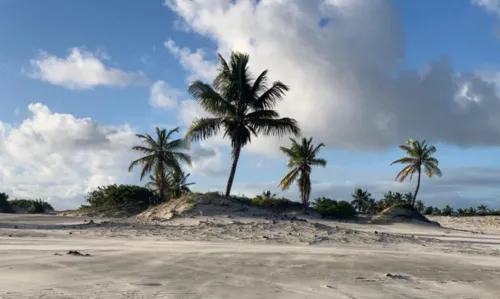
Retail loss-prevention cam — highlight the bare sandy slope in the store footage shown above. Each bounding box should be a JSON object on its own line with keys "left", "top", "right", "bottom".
{"left": 0, "top": 214, "right": 499, "bottom": 299}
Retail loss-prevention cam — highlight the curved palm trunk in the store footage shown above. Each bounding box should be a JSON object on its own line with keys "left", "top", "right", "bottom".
{"left": 412, "top": 170, "right": 421, "bottom": 207}
{"left": 225, "top": 144, "right": 242, "bottom": 197}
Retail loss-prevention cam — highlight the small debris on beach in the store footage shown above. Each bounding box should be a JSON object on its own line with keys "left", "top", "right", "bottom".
{"left": 66, "top": 250, "right": 91, "bottom": 257}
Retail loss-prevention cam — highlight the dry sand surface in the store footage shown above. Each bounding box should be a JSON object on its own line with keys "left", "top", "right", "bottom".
{"left": 0, "top": 212, "right": 500, "bottom": 299}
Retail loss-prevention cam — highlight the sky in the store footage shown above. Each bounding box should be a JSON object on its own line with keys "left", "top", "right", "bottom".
{"left": 1, "top": 0, "right": 500, "bottom": 210}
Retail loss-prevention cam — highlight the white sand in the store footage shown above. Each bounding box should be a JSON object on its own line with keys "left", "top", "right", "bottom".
{"left": 0, "top": 213, "right": 499, "bottom": 298}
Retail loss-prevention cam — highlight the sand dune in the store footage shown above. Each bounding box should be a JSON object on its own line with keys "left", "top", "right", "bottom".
{"left": 0, "top": 213, "right": 499, "bottom": 298}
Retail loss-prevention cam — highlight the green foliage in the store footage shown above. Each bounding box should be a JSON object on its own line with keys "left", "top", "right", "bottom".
{"left": 391, "top": 139, "right": 442, "bottom": 206}
{"left": 1, "top": 197, "right": 53, "bottom": 214}
{"left": 85, "top": 184, "right": 160, "bottom": 210}
{"left": 129, "top": 126, "right": 192, "bottom": 202}
{"left": 312, "top": 197, "right": 357, "bottom": 218}
{"left": 279, "top": 137, "right": 327, "bottom": 207}
{"left": 28, "top": 199, "right": 46, "bottom": 214}
{"left": 442, "top": 205, "right": 454, "bottom": 216}
{"left": 351, "top": 188, "right": 373, "bottom": 213}
{"left": 185, "top": 52, "right": 300, "bottom": 196}
{"left": 145, "top": 170, "right": 195, "bottom": 200}
{"left": 0, "top": 193, "right": 14, "bottom": 213}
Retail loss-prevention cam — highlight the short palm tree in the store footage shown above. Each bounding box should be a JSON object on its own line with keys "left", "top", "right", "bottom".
{"left": 351, "top": 188, "right": 371, "bottom": 213}
{"left": 414, "top": 200, "right": 425, "bottom": 214}
{"left": 167, "top": 171, "right": 195, "bottom": 198}
{"left": 477, "top": 204, "right": 488, "bottom": 215}
{"left": 279, "top": 137, "right": 327, "bottom": 207}
{"left": 129, "top": 127, "right": 192, "bottom": 202}
{"left": 185, "top": 52, "right": 300, "bottom": 197}
{"left": 390, "top": 139, "right": 442, "bottom": 207}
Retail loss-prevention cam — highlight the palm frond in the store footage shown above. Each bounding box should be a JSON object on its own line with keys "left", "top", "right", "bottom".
{"left": 252, "top": 81, "right": 290, "bottom": 110}
{"left": 279, "top": 167, "right": 301, "bottom": 191}
{"left": 390, "top": 157, "right": 418, "bottom": 165}
{"left": 309, "top": 158, "right": 327, "bottom": 167}
{"left": 188, "top": 81, "right": 235, "bottom": 116}
{"left": 395, "top": 164, "right": 417, "bottom": 182}
{"left": 248, "top": 117, "right": 300, "bottom": 137}
{"left": 185, "top": 117, "right": 223, "bottom": 143}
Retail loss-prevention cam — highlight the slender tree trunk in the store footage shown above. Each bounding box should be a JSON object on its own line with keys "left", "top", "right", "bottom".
{"left": 412, "top": 170, "right": 421, "bottom": 207}
{"left": 225, "top": 144, "right": 242, "bottom": 197}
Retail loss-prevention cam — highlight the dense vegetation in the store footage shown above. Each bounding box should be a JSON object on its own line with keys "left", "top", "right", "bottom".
{"left": 84, "top": 184, "right": 159, "bottom": 210}
{"left": 0, "top": 192, "right": 53, "bottom": 214}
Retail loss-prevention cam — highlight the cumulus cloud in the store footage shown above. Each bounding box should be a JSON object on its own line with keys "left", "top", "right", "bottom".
{"left": 164, "top": 0, "right": 500, "bottom": 156}
{"left": 28, "top": 47, "right": 147, "bottom": 90}
{"left": 472, "top": 0, "right": 500, "bottom": 15}
{"left": 164, "top": 39, "right": 218, "bottom": 82}
{"left": 149, "top": 80, "right": 180, "bottom": 108}
{"left": 0, "top": 104, "right": 226, "bottom": 209}
{"left": 0, "top": 103, "right": 139, "bottom": 209}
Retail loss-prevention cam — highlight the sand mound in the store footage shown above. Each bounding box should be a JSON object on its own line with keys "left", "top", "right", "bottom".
{"left": 371, "top": 204, "right": 439, "bottom": 225}
{"left": 136, "top": 193, "right": 320, "bottom": 221}
{"left": 136, "top": 194, "right": 273, "bottom": 221}
{"left": 57, "top": 205, "right": 143, "bottom": 218}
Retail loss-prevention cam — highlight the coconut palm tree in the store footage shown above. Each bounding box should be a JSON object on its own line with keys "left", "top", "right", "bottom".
{"left": 351, "top": 188, "right": 371, "bottom": 213}
{"left": 129, "top": 127, "right": 192, "bottom": 202}
{"left": 185, "top": 52, "right": 300, "bottom": 197}
{"left": 167, "top": 171, "right": 195, "bottom": 198}
{"left": 477, "top": 204, "right": 488, "bottom": 215}
{"left": 279, "top": 137, "right": 327, "bottom": 207}
{"left": 415, "top": 200, "right": 425, "bottom": 214}
{"left": 390, "top": 139, "right": 442, "bottom": 207}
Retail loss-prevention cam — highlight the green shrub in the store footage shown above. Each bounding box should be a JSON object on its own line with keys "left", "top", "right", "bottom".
{"left": 9, "top": 199, "right": 53, "bottom": 213}
{"left": 313, "top": 197, "right": 357, "bottom": 218}
{"left": 29, "top": 199, "right": 46, "bottom": 214}
{"left": 85, "top": 184, "right": 159, "bottom": 209}
{"left": 0, "top": 193, "right": 14, "bottom": 213}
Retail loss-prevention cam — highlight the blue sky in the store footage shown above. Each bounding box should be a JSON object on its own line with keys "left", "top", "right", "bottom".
{"left": 1, "top": 0, "right": 500, "bottom": 209}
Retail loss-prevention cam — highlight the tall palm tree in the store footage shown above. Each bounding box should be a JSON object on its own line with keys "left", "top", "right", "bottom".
{"left": 390, "top": 139, "right": 442, "bottom": 207}
{"left": 279, "top": 137, "right": 327, "bottom": 207}
{"left": 129, "top": 127, "right": 192, "bottom": 202}
{"left": 351, "top": 188, "right": 371, "bottom": 213}
{"left": 167, "top": 171, "right": 195, "bottom": 198}
{"left": 185, "top": 52, "right": 300, "bottom": 197}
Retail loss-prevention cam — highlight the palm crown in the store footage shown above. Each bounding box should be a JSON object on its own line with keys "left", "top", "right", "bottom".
{"left": 185, "top": 52, "right": 300, "bottom": 196}
{"left": 390, "top": 139, "right": 442, "bottom": 206}
{"left": 129, "top": 126, "right": 191, "bottom": 202}
{"left": 279, "top": 137, "right": 327, "bottom": 207}
{"left": 351, "top": 188, "right": 372, "bottom": 213}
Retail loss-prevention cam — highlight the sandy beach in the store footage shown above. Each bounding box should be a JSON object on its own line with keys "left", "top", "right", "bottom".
{"left": 0, "top": 213, "right": 499, "bottom": 299}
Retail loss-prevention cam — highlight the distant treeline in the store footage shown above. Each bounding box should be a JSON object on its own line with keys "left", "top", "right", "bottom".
{"left": 0, "top": 193, "right": 54, "bottom": 214}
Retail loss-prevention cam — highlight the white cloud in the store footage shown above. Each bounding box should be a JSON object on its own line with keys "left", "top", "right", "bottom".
{"left": 149, "top": 80, "right": 180, "bottom": 109}
{"left": 164, "top": 39, "right": 218, "bottom": 82}
{"left": 188, "top": 145, "right": 228, "bottom": 177}
{"left": 472, "top": 0, "right": 500, "bottom": 15}
{"left": 28, "top": 47, "right": 147, "bottom": 90}
{"left": 0, "top": 103, "right": 225, "bottom": 209}
{"left": 164, "top": 0, "right": 500, "bottom": 157}
{"left": 0, "top": 103, "right": 140, "bottom": 209}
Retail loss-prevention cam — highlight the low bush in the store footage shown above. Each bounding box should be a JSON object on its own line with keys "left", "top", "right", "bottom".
{"left": 0, "top": 193, "right": 14, "bottom": 213}
{"left": 9, "top": 199, "right": 54, "bottom": 213}
{"left": 85, "top": 184, "right": 160, "bottom": 210}
{"left": 313, "top": 197, "right": 357, "bottom": 218}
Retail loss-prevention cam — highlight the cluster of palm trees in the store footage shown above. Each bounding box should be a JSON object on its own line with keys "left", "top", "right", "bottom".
{"left": 128, "top": 51, "right": 443, "bottom": 209}
{"left": 128, "top": 127, "right": 195, "bottom": 202}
